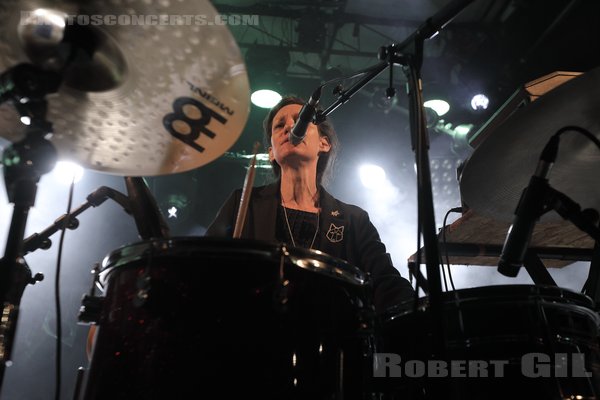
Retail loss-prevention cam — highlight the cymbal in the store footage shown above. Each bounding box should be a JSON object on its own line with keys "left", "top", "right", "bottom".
{"left": 460, "top": 66, "right": 600, "bottom": 222}
{"left": 0, "top": 0, "right": 250, "bottom": 176}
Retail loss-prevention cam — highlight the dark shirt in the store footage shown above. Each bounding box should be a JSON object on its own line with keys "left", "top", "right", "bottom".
{"left": 277, "top": 206, "right": 320, "bottom": 249}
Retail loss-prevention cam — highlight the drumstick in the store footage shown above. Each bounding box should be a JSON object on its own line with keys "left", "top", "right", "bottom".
{"left": 233, "top": 142, "right": 260, "bottom": 238}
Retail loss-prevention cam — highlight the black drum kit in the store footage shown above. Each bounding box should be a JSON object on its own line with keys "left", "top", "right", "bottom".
{"left": 1, "top": 1, "right": 600, "bottom": 400}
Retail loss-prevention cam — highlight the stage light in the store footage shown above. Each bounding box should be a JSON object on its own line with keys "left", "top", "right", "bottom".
{"left": 359, "top": 164, "right": 386, "bottom": 189}
{"left": 470, "top": 93, "right": 489, "bottom": 110}
{"left": 251, "top": 89, "right": 282, "bottom": 108}
{"left": 31, "top": 8, "right": 66, "bottom": 28}
{"left": 52, "top": 161, "right": 84, "bottom": 184}
{"left": 246, "top": 45, "right": 289, "bottom": 108}
{"left": 424, "top": 99, "right": 450, "bottom": 116}
{"left": 453, "top": 124, "right": 473, "bottom": 139}
{"left": 162, "top": 193, "right": 189, "bottom": 220}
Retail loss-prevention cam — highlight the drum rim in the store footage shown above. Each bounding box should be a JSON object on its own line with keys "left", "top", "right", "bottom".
{"left": 99, "top": 236, "right": 368, "bottom": 286}
{"left": 381, "top": 284, "right": 597, "bottom": 321}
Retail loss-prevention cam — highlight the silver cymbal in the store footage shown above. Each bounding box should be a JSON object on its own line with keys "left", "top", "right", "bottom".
{"left": 0, "top": 0, "right": 250, "bottom": 176}
{"left": 460, "top": 66, "right": 600, "bottom": 222}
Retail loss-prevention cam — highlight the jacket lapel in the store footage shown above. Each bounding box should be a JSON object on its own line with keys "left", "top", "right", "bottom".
{"left": 318, "top": 188, "right": 347, "bottom": 259}
{"left": 249, "top": 181, "right": 279, "bottom": 241}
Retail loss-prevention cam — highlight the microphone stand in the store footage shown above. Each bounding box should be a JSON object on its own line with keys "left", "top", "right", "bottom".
{"left": 317, "top": 0, "right": 475, "bottom": 378}
{"left": 22, "top": 186, "right": 132, "bottom": 255}
{"left": 500, "top": 178, "right": 600, "bottom": 302}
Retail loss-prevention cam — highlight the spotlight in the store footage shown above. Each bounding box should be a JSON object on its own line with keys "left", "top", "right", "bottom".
{"left": 453, "top": 124, "right": 473, "bottom": 139}
{"left": 359, "top": 164, "right": 386, "bottom": 189}
{"left": 251, "top": 89, "right": 282, "bottom": 109}
{"left": 52, "top": 161, "right": 84, "bottom": 184}
{"left": 162, "top": 194, "right": 190, "bottom": 220}
{"left": 424, "top": 99, "right": 450, "bottom": 116}
{"left": 246, "top": 45, "right": 289, "bottom": 108}
{"left": 470, "top": 94, "right": 489, "bottom": 110}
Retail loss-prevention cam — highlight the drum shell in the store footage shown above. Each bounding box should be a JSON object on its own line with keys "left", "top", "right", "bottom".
{"left": 81, "top": 237, "right": 377, "bottom": 400}
{"left": 378, "top": 285, "right": 600, "bottom": 400}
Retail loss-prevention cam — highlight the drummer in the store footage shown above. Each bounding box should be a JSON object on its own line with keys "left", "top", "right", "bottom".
{"left": 206, "top": 96, "right": 414, "bottom": 312}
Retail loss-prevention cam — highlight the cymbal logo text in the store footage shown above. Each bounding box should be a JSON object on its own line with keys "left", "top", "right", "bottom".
{"left": 186, "top": 81, "right": 235, "bottom": 116}
{"left": 163, "top": 97, "right": 227, "bottom": 153}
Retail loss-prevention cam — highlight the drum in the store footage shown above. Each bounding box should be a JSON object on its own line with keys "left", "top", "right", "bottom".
{"left": 79, "top": 237, "right": 377, "bottom": 400}
{"left": 377, "top": 285, "right": 600, "bottom": 400}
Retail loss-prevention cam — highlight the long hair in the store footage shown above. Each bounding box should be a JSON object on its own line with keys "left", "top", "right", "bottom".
{"left": 262, "top": 96, "right": 339, "bottom": 186}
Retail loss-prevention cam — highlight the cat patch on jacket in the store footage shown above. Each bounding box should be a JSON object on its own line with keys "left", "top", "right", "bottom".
{"left": 326, "top": 223, "right": 344, "bottom": 243}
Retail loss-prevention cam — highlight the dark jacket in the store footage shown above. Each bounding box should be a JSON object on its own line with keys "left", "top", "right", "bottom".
{"left": 205, "top": 182, "right": 415, "bottom": 312}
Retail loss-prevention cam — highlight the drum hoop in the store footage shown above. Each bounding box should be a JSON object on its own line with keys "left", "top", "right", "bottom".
{"left": 284, "top": 248, "right": 368, "bottom": 285}
{"left": 99, "top": 237, "right": 368, "bottom": 286}
{"left": 383, "top": 284, "right": 598, "bottom": 322}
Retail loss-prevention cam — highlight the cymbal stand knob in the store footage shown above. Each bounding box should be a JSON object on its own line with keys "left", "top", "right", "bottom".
{"left": 29, "top": 273, "right": 44, "bottom": 285}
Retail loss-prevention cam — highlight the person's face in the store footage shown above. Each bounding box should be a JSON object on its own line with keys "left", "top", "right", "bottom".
{"left": 268, "top": 103, "right": 331, "bottom": 169}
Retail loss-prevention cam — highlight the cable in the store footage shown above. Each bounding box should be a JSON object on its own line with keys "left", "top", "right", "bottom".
{"left": 54, "top": 177, "right": 76, "bottom": 400}
{"left": 554, "top": 125, "right": 600, "bottom": 150}
{"left": 441, "top": 207, "right": 463, "bottom": 292}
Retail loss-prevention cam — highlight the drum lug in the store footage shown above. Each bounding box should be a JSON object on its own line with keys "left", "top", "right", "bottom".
{"left": 78, "top": 294, "right": 104, "bottom": 325}
{"left": 79, "top": 263, "right": 104, "bottom": 324}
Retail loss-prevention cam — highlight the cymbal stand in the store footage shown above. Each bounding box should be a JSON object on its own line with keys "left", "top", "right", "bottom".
{"left": 0, "top": 63, "right": 61, "bottom": 389}
{"left": 545, "top": 187, "right": 600, "bottom": 303}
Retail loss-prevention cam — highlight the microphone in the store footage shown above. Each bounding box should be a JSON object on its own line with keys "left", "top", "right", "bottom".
{"left": 498, "top": 135, "right": 560, "bottom": 277}
{"left": 289, "top": 86, "right": 322, "bottom": 146}
{"left": 124, "top": 177, "right": 170, "bottom": 240}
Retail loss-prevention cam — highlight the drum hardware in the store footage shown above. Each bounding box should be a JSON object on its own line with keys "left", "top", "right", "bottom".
{"left": 521, "top": 251, "right": 558, "bottom": 286}
{"left": 132, "top": 271, "right": 152, "bottom": 308}
{"left": 304, "top": 2, "right": 476, "bottom": 387}
{"left": 124, "top": 177, "right": 170, "bottom": 240}
{"left": 22, "top": 186, "right": 132, "bottom": 256}
{"left": 78, "top": 263, "right": 102, "bottom": 326}
{"left": 72, "top": 366, "right": 86, "bottom": 400}
{"left": 0, "top": 61, "right": 64, "bottom": 388}
{"left": 273, "top": 244, "right": 292, "bottom": 314}
{"left": 407, "top": 260, "right": 429, "bottom": 295}
{"left": 582, "top": 228, "right": 600, "bottom": 305}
